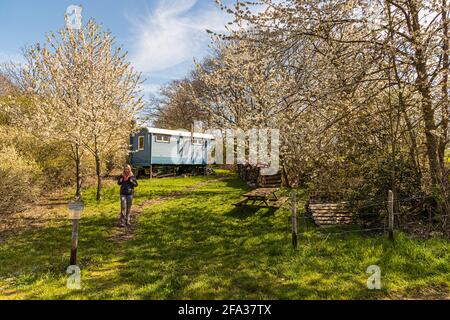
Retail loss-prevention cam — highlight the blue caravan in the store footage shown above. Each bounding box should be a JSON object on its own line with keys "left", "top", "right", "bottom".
{"left": 129, "top": 127, "right": 215, "bottom": 177}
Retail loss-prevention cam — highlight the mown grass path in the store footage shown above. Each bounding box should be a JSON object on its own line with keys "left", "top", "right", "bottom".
{"left": 108, "top": 177, "right": 225, "bottom": 242}
{"left": 0, "top": 171, "right": 449, "bottom": 299}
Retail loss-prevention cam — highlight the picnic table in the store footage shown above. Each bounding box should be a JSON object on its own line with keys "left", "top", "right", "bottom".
{"left": 234, "top": 188, "right": 288, "bottom": 209}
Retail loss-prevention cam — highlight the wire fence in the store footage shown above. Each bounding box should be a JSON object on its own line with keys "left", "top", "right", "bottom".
{"left": 2, "top": 191, "right": 448, "bottom": 245}
{"left": 287, "top": 190, "right": 450, "bottom": 246}
{"left": 286, "top": 215, "right": 386, "bottom": 239}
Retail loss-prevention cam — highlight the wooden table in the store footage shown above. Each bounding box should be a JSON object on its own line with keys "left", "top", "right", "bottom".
{"left": 234, "top": 188, "right": 287, "bottom": 209}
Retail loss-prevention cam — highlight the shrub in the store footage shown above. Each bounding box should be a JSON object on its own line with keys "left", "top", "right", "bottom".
{"left": 0, "top": 146, "right": 42, "bottom": 213}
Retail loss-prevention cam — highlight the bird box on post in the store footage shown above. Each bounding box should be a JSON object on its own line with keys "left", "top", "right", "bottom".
{"left": 68, "top": 198, "right": 84, "bottom": 220}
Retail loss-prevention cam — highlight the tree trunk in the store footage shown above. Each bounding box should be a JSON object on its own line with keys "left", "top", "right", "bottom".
{"left": 387, "top": 2, "right": 422, "bottom": 186}
{"left": 95, "top": 152, "right": 102, "bottom": 202}
{"left": 413, "top": 45, "right": 441, "bottom": 187}
{"left": 410, "top": 2, "right": 449, "bottom": 216}
{"left": 410, "top": 9, "right": 439, "bottom": 174}
{"left": 280, "top": 158, "right": 291, "bottom": 188}
{"left": 71, "top": 142, "right": 83, "bottom": 198}
{"left": 75, "top": 146, "right": 82, "bottom": 198}
{"left": 417, "top": 70, "right": 443, "bottom": 186}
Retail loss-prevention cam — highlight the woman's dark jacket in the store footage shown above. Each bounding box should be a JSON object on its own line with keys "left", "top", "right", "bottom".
{"left": 118, "top": 175, "right": 138, "bottom": 196}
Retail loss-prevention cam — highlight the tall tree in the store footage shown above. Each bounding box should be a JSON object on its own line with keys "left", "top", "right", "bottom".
{"left": 20, "top": 20, "right": 144, "bottom": 200}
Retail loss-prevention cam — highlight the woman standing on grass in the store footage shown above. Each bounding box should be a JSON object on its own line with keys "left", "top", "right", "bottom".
{"left": 118, "top": 165, "right": 138, "bottom": 227}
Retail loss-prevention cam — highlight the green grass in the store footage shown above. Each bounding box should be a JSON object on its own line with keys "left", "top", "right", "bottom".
{"left": 0, "top": 171, "right": 449, "bottom": 299}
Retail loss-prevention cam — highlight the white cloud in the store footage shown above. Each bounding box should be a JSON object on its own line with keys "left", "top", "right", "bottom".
{"left": 128, "top": 0, "right": 231, "bottom": 74}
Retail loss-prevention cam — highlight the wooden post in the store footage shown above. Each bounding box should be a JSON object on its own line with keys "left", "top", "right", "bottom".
{"left": 388, "top": 190, "right": 394, "bottom": 242}
{"left": 68, "top": 198, "right": 83, "bottom": 266}
{"left": 291, "top": 191, "right": 298, "bottom": 248}
{"left": 70, "top": 219, "right": 79, "bottom": 265}
{"left": 150, "top": 165, "right": 153, "bottom": 180}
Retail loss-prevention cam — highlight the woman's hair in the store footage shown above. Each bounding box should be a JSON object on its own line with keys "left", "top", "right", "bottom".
{"left": 123, "top": 164, "right": 133, "bottom": 176}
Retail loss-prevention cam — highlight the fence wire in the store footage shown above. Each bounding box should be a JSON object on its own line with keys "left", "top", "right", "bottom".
{"left": 286, "top": 193, "right": 442, "bottom": 241}
{"left": 286, "top": 215, "right": 386, "bottom": 238}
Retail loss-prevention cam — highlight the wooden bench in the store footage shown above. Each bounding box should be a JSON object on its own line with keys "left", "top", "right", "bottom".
{"left": 233, "top": 198, "right": 249, "bottom": 207}
{"left": 271, "top": 196, "right": 288, "bottom": 209}
{"left": 234, "top": 188, "right": 287, "bottom": 209}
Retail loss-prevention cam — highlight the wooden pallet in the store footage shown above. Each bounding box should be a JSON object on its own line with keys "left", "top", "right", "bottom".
{"left": 307, "top": 202, "right": 353, "bottom": 226}
{"left": 259, "top": 173, "right": 282, "bottom": 188}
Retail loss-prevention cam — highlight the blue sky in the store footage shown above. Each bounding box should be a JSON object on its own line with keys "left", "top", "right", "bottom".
{"left": 0, "top": 0, "right": 234, "bottom": 96}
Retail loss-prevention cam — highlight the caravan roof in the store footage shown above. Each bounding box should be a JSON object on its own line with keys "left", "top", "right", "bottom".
{"left": 145, "top": 127, "right": 215, "bottom": 140}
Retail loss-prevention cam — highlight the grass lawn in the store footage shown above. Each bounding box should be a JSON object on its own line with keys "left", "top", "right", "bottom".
{"left": 0, "top": 171, "right": 449, "bottom": 299}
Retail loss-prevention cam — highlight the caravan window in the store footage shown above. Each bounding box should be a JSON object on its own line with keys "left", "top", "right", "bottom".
{"left": 155, "top": 134, "right": 171, "bottom": 143}
{"left": 138, "top": 136, "right": 145, "bottom": 150}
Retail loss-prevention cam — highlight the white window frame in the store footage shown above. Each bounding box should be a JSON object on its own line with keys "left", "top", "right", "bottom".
{"left": 138, "top": 136, "right": 145, "bottom": 151}
{"left": 155, "top": 134, "right": 171, "bottom": 143}
{"left": 192, "top": 138, "right": 203, "bottom": 145}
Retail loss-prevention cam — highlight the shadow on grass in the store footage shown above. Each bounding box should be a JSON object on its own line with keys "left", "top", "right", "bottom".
{"left": 103, "top": 181, "right": 386, "bottom": 299}
{"left": 1, "top": 175, "right": 449, "bottom": 299}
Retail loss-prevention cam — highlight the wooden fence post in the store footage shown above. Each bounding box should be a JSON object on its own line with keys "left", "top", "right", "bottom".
{"left": 291, "top": 191, "right": 298, "bottom": 248}
{"left": 388, "top": 190, "right": 394, "bottom": 242}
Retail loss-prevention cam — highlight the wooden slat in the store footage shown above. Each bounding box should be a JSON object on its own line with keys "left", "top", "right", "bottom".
{"left": 233, "top": 198, "right": 249, "bottom": 207}
{"left": 310, "top": 209, "right": 349, "bottom": 213}
{"left": 272, "top": 197, "right": 288, "bottom": 209}
{"left": 309, "top": 204, "right": 348, "bottom": 209}
{"left": 244, "top": 188, "right": 278, "bottom": 197}
{"left": 263, "top": 175, "right": 281, "bottom": 179}
{"left": 311, "top": 213, "right": 351, "bottom": 216}
{"left": 313, "top": 219, "right": 353, "bottom": 222}
{"left": 263, "top": 181, "right": 282, "bottom": 185}
{"left": 312, "top": 214, "right": 352, "bottom": 217}
{"left": 307, "top": 199, "right": 355, "bottom": 226}
{"left": 313, "top": 219, "right": 350, "bottom": 221}
{"left": 309, "top": 209, "right": 350, "bottom": 212}
{"left": 260, "top": 174, "right": 282, "bottom": 188}
{"left": 309, "top": 206, "right": 348, "bottom": 210}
